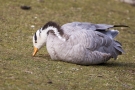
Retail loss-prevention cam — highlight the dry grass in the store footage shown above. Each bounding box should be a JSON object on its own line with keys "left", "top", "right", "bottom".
{"left": 0, "top": 0, "right": 135, "bottom": 90}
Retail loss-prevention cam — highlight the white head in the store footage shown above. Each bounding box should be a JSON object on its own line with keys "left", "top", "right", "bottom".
{"left": 32, "top": 21, "right": 65, "bottom": 56}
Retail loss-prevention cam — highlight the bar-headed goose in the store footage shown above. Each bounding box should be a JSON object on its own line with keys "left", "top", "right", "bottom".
{"left": 32, "top": 21, "right": 128, "bottom": 65}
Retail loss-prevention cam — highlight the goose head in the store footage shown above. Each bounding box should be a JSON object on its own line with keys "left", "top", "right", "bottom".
{"left": 32, "top": 21, "right": 65, "bottom": 56}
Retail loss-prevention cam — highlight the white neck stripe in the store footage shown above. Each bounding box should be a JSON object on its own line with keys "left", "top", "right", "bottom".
{"left": 45, "top": 26, "right": 66, "bottom": 41}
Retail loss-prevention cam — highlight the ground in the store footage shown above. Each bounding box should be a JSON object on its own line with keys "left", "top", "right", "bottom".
{"left": 0, "top": 0, "right": 135, "bottom": 90}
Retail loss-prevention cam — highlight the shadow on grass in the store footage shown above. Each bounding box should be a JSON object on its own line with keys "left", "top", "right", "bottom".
{"left": 97, "top": 61, "right": 135, "bottom": 68}
{"left": 33, "top": 54, "right": 51, "bottom": 59}
{"left": 34, "top": 54, "right": 135, "bottom": 68}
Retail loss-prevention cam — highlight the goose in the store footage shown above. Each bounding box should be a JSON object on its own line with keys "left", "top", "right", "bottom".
{"left": 32, "top": 21, "right": 128, "bottom": 65}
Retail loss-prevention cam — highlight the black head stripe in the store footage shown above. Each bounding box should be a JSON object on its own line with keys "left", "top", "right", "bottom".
{"left": 34, "top": 32, "right": 37, "bottom": 43}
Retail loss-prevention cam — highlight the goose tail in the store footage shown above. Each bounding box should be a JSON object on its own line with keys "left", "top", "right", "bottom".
{"left": 112, "top": 40, "right": 125, "bottom": 59}
{"left": 114, "top": 25, "right": 129, "bottom": 27}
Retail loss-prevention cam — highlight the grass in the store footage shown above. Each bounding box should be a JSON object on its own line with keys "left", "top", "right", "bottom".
{"left": 0, "top": 0, "right": 135, "bottom": 90}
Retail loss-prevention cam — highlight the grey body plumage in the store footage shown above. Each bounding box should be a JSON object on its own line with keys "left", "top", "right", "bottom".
{"left": 33, "top": 21, "right": 126, "bottom": 65}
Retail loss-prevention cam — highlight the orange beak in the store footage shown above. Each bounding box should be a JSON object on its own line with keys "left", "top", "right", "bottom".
{"left": 32, "top": 47, "right": 38, "bottom": 56}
